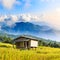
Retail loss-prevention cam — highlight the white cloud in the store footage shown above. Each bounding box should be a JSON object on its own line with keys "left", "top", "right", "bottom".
{"left": 23, "top": 0, "right": 31, "bottom": 8}
{"left": 19, "top": 14, "right": 40, "bottom": 22}
{"left": 0, "top": 15, "right": 7, "bottom": 22}
{"left": 6, "top": 20, "right": 15, "bottom": 27}
{"left": 0, "top": 0, "right": 31, "bottom": 9}
{"left": 19, "top": 14, "right": 31, "bottom": 22}
{"left": 0, "top": 14, "right": 40, "bottom": 26}
{"left": 0, "top": 0, "right": 21, "bottom": 9}
{"left": 5, "top": 15, "right": 19, "bottom": 26}
{"left": 0, "top": 12, "right": 60, "bottom": 31}
{"left": 42, "top": 10, "right": 60, "bottom": 31}
{"left": 41, "top": 0, "right": 49, "bottom": 2}
{"left": 10, "top": 15, "right": 18, "bottom": 22}
{"left": 40, "top": 0, "right": 59, "bottom": 2}
{"left": 56, "top": 8, "right": 60, "bottom": 12}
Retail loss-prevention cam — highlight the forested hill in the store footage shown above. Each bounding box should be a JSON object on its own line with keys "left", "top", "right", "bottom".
{"left": 0, "top": 34, "right": 60, "bottom": 48}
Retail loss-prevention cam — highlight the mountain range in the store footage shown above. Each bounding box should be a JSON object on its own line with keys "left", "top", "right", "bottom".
{"left": 0, "top": 22, "right": 55, "bottom": 39}
{"left": 1, "top": 22, "right": 53, "bottom": 33}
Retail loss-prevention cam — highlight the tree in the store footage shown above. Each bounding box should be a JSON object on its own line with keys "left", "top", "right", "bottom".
{"left": 0, "top": 35, "right": 13, "bottom": 44}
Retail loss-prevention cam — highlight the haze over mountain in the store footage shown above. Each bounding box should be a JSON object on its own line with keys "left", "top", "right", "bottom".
{"left": 0, "top": 14, "right": 60, "bottom": 41}
{"left": 0, "top": 21, "right": 57, "bottom": 41}
{"left": 1, "top": 22, "right": 52, "bottom": 33}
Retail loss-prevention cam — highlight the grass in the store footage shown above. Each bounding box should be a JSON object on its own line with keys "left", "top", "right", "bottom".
{"left": 0, "top": 42, "right": 13, "bottom": 48}
{"left": 0, "top": 42, "right": 16, "bottom": 48}
{"left": 0, "top": 45, "right": 60, "bottom": 60}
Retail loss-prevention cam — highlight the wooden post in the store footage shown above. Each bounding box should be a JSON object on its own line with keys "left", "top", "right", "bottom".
{"left": 13, "top": 43, "right": 15, "bottom": 48}
{"left": 24, "top": 41, "right": 27, "bottom": 49}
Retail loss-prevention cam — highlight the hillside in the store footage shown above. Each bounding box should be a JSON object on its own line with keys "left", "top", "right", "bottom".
{"left": 0, "top": 34, "right": 60, "bottom": 48}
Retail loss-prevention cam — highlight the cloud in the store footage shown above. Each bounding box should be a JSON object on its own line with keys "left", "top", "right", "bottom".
{"left": 0, "top": 0, "right": 21, "bottom": 9}
{"left": 41, "top": 0, "right": 56, "bottom": 2}
{"left": 0, "top": 0, "right": 31, "bottom": 9}
{"left": 0, "top": 14, "right": 40, "bottom": 27}
{"left": 56, "top": 8, "right": 60, "bottom": 12}
{"left": 19, "top": 14, "right": 40, "bottom": 22}
{"left": 23, "top": 0, "right": 31, "bottom": 8}
{"left": 41, "top": 0, "right": 49, "bottom": 2}
{"left": 0, "top": 15, "right": 7, "bottom": 22}
{"left": 42, "top": 10, "right": 60, "bottom": 31}
{"left": 0, "top": 12, "right": 60, "bottom": 31}
{"left": 4, "top": 15, "right": 19, "bottom": 26}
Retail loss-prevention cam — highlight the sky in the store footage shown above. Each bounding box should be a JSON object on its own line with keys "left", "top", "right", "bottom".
{"left": 0, "top": 0, "right": 60, "bottom": 41}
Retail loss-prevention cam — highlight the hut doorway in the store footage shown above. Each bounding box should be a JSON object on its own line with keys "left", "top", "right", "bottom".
{"left": 24, "top": 41, "right": 30, "bottom": 49}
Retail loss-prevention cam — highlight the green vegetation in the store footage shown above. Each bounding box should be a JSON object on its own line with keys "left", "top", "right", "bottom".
{"left": 0, "top": 35, "right": 60, "bottom": 48}
{"left": 0, "top": 36, "right": 13, "bottom": 43}
{"left": 38, "top": 39, "right": 60, "bottom": 48}
{"left": 0, "top": 42, "right": 13, "bottom": 48}
{"left": 0, "top": 46, "right": 60, "bottom": 60}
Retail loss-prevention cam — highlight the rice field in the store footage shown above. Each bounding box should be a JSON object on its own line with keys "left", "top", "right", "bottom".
{"left": 0, "top": 46, "right": 60, "bottom": 60}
